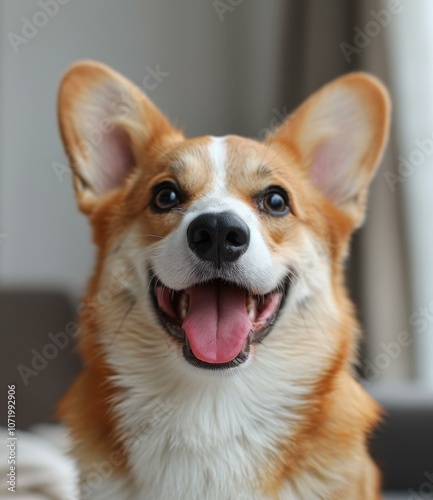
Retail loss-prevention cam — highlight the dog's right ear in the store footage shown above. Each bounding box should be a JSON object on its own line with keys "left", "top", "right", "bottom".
{"left": 266, "top": 73, "right": 390, "bottom": 228}
{"left": 58, "top": 61, "right": 181, "bottom": 213}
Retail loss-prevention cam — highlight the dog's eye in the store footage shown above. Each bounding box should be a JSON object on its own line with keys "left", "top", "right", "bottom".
{"left": 152, "top": 184, "right": 180, "bottom": 211}
{"left": 261, "top": 189, "right": 290, "bottom": 216}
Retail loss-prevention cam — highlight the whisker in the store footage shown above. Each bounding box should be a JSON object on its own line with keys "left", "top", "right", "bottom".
{"left": 145, "top": 272, "right": 159, "bottom": 297}
{"left": 143, "top": 233, "right": 166, "bottom": 240}
{"left": 108, "top": 294, "right": 136, "bottom": 346}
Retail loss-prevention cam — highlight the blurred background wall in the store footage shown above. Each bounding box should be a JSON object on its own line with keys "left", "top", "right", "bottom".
{"left": 1, "top": 0, "right": 432, "bottom": 386}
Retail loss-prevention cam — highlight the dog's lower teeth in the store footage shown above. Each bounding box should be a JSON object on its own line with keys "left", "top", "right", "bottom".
{"left": 246, "top": 295, "right": 257, "bottom": 320}
{"left": 177, "top": 293, "right": 189, "bottom": 320}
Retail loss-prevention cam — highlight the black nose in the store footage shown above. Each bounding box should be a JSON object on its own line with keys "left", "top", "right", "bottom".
{"left": 187, "top": 212, "right": 250, "bottom": 268}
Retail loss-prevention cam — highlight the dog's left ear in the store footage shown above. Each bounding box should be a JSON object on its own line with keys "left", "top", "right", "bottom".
{"left": 58, "top": 60, "right": 182, "bottom": 214}
{"left": 268, "top": 73, "right": 390, "bottom": 226}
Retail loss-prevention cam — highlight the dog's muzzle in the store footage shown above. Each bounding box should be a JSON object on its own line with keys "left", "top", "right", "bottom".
{"left": 151, "top": 211, "right": 290, "bottom": 370}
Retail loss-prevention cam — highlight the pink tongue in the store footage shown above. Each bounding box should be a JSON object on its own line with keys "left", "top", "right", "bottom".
{"left": 182, "top": 284, "right": 253, "bottom": 364}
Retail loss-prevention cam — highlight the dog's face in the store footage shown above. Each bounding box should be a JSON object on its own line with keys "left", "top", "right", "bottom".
{"left": 58, "top": 62, "right": 389, "bottom": 373}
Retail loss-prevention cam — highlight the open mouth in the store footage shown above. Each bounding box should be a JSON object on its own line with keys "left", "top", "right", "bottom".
{"left": 151, "top": 275, "right": 289, "bottom": 370}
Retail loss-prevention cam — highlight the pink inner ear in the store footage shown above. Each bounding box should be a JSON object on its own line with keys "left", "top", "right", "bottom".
{"left": 90, "top": 126, "right": 136, "bottom": 195}
{"left": 311, "top": 143, "right": 332, "bottom": 190}
{"left": 310, "top": 139, "right": 353, "bottom": 204}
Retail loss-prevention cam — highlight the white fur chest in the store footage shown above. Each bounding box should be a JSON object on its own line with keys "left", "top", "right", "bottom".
{"left": 112, "top": 363, "right": 300, "bottom": 500}
{"left": 124, "top": 401, "right": 271, "bottom": 500}
{"left": 98, "top": 325, "right": 319, "bottom": 500}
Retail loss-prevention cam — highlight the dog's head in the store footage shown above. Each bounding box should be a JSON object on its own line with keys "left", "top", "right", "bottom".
{"left": 58, "top": 62, "right": 390, "bottom": 373}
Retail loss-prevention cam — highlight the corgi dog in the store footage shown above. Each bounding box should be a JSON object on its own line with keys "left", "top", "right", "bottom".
{"left": 57, "top": 61, "right": 390, "bottom": 499}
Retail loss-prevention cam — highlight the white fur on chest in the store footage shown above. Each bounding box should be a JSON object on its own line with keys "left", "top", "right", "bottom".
{"left": 107, "top": 344, "right": 306, "bottom": 500}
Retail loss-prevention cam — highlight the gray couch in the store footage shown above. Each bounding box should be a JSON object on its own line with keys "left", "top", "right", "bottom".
{"left": 0, "top": 289, "right": 81, "bottom": 429}
{"left": 1, "top": 289, "right": 432, "bottom": 498}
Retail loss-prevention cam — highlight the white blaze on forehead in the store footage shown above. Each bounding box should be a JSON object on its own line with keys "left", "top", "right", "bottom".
{"left": 208, "top": 136, "right": 228, "bottom": 195}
